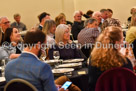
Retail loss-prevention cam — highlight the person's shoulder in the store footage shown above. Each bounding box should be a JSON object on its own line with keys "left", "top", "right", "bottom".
{"left": 11, "top": 22, "right": 16, "bottom": 25}
{"left": 20, "top": 22, "right": 26, "bottom": 26}
{"left": 6, "top": 58, "right": 18, "bottom": 67}
{"left": 38, "top": 60, "right": 52, "bottom": 71}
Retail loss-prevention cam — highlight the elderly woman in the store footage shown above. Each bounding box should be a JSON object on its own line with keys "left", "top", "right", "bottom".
{"left": 88, "top": 26, "right": 133, "bottom": 91}
{"left": 42, "top": 19, "right": 56, "bottom": 47}
{"left": 48, "top": 24, "right": 82, "bottom": 60}
{"left": 0, "top": 28, "right": 22, "bottom": 59}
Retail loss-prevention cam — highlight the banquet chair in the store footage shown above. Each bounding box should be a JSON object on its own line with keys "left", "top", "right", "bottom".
{"left": 95, "top": 67, "right": 136, "bottom": 91}
{"left": 4, "top": 79, "right": 37, "bottom": 91}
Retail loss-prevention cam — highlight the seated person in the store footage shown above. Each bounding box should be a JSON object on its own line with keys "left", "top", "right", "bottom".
{"left": 48, "top": 24, "right": 83, "bottom": 60}
{"left": 10, "top": 13, "right": 27, "bottom": 31}
{"left": 55, "top": 14, "right": 66, "bottom": 26}
{"left": 42, "top": 19, "right": 56, "bottom": 47}
{"left": 126, "top": 26, "right": 136, "bottom": 59}
{"left": 78, "top": 18, "right": 99, "bottom": 47}
{"left": 88, "top": 26, "right": 133, "bottom": 91}
{"left": 78, "top": 18, "right": 99, "bottom": 58}
{"left": 1, "top": 28, "right": 23, "bottom": 59}
{"left": 5, "top": 30, "right": 67, "bottom": 91}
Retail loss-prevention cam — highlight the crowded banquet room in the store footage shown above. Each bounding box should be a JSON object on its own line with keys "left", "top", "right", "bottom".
{"left": 1, "top": 0, "right": 136, "bottom": 91}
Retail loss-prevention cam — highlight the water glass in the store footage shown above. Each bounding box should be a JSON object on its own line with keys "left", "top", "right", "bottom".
{"left": 40, "top": 49, "right": 46, "bottom": 61}
{"left": 53, "top": 51, "right": 60, "bottom": 60}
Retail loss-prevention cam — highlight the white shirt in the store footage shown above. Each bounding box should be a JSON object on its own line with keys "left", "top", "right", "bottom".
{"left": 46, "top": 33, "right": 55, "bottom": 48}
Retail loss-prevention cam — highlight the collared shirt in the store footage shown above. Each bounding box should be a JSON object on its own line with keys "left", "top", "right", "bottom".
{"left": 78, "top": 28, "right": 99, "bottom": 46}
{"left": 11, "top": 22, "right": 27, "bottom": 31}
{"left": 22, "top": 51, "right": 40, "bottom": 60}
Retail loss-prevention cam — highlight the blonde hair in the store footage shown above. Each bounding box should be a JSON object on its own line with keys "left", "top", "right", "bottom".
{"left": 55, "top": 24, "right": 69, "bottom": 44}
{"left": 129, "top": 13, "right": 136, "bottom": 28}
{"left": 42, "top": 19, "right": 56, "bottom": 35}
{"left": 91, "top": 26, "right": 127, "bottom": 71}
{"left": 55, "top": 14, "right": 66, "bottom": 26}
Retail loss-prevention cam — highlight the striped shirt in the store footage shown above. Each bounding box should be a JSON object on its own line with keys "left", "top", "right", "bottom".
{"left": 78, "top": 28, "right": 99, "bottom": 46}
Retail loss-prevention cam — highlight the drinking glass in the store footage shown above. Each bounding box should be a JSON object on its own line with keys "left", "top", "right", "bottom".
{"left": 40, "top": 49, "right": 46, "bottom": 61}
{"left": 53, "top": 51, "right": 60, "bottom": 60}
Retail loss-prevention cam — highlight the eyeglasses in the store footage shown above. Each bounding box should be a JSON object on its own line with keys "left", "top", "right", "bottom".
{"left": 3, "top": 21, "right": 10, "bottom": 25}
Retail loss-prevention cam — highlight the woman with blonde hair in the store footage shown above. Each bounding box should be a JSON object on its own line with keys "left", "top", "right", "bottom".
{"left": 42, "top": 19, "right": 56, "bottom": 47}
{"left": 48, "top": 24, "right": 82, "bottom": 60}
{"left": 88, "top": 26, "right": 133, "bottom": 91}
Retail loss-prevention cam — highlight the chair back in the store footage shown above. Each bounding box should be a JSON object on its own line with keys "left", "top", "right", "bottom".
{"left": 81, "top": 45, "right": 92, "bottom": 58}
{"left": 95, "top": 67, "right": 136, "bottom": 91}
{"left": 4, "top": 79, "right": 37, "bottom": 91}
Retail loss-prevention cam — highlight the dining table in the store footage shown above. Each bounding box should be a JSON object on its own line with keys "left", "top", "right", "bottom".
{"left": 46, "top": 59, "right": 89, "bottom": 91}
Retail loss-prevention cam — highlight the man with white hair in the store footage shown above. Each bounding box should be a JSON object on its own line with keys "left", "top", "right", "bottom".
{"left": 0, "top": 17, "right": 10, "bottom": 45}
{"left": 71, "top": 11, "right": 84, "bottom": 40}
{"left": 92, "top": 11, "right": 102, "bottom": 33}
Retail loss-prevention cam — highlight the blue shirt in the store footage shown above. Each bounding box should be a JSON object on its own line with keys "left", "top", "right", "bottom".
{"left": 5, "top": 52, "right": 57, "bottom": 91}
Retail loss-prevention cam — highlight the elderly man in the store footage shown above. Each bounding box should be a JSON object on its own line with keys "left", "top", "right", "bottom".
{"left": 5, "top": 30, "right": 66, "bottom": 91}
{"left": 0, "top": 17, "right": 10, "bottom": 45}
{"left": 78, "top": 18, "right": 99, "bottom": 47}
{"left": 92, "top": 11, "right": 102, "bottom": 33}
{"left": 71, "top": 11, "right": 84, "bottom": 40}
{"left": 38, "top": 12, "right": 50, "bottom": 30}
{"left": 78, "top": 18, "right": 99, "bottom": 58}
{"left": 11, "top": 13, "right": 27, "bottom": 32}
{"left": 100, "top": 9, "right": 108, "bottom": 23}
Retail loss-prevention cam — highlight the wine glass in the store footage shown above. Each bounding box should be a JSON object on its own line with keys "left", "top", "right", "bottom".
{"left": 1, "top": 59, "right": 6, "bottom": 77}
{"left": 40, "top": 49, "right": 46, "bottom": 61}
{"left": 53, "top": 51, "right": 60, "bottom": 60}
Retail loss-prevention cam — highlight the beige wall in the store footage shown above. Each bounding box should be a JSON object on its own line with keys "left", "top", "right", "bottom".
{"left": 0, "top": 0, "right": 136, "bottom": 29}
{"left": 75, "top": 0, "right": 136, "bottom": 23}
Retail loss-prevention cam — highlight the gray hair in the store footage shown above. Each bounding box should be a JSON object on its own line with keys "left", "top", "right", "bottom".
{"left": 84, "top": 18, "right": 97, "bottom": 27}
{"left": 92, "top": 11, "right": 101, "bottom": 17}
{"left": 0, "top": 17, "right": 8, "bottom": 24}
{"left": 73, "top": 11, "right": 80, "bottom": 17}
{"left": 55, "top": 24, "right": 69, "bottom": 44}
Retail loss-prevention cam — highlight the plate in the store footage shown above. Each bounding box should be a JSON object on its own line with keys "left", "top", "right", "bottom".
{"left": 56, "top": 62, "right": 82, "bottom": 68}
{"left": 44, "top": 60, "right": 62, "bottom": 64}
{"left": 52, "top": 68, "right": 74, "bottom": 74}
{"left": 63, "top": 59, "right": 84, "bottom": 63}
